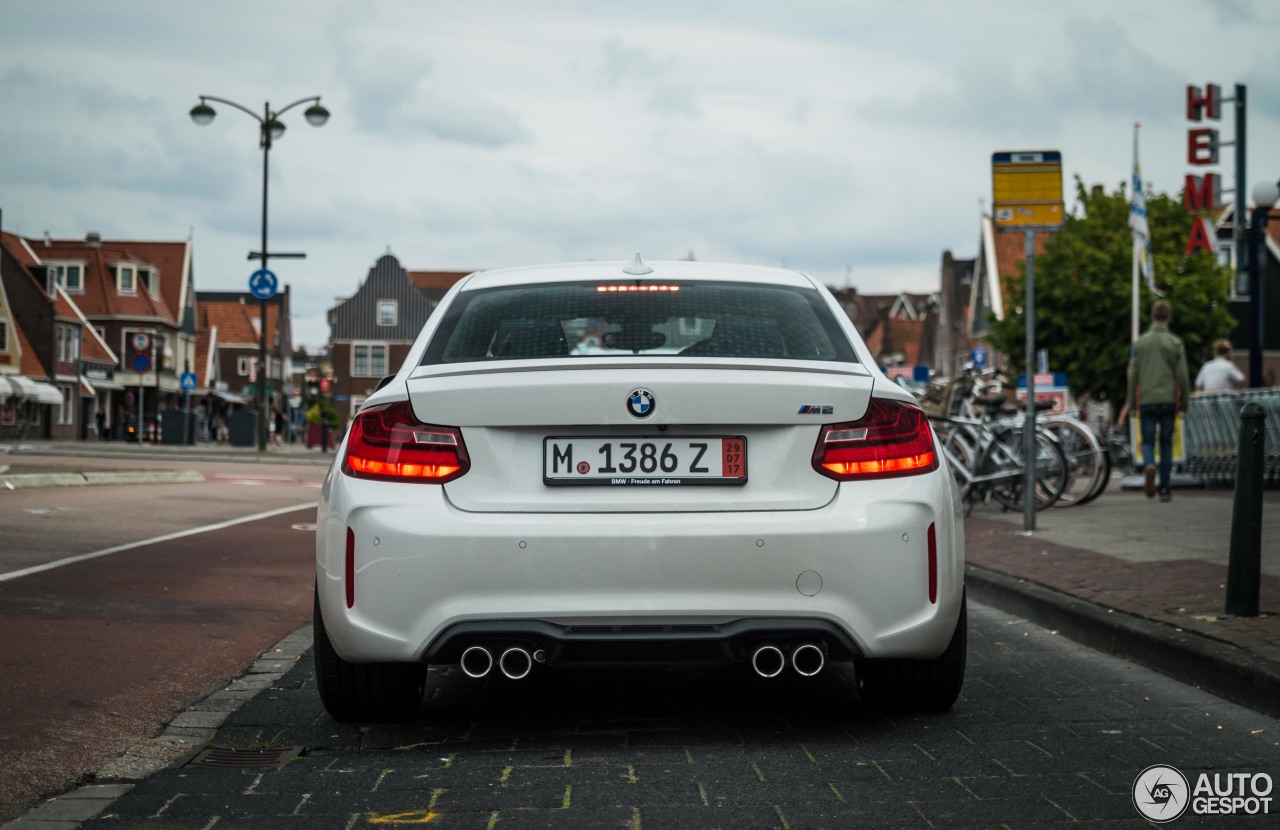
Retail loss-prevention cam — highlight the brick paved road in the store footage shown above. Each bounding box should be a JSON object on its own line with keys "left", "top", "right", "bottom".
{"left": 79, "top": 602, "right": 1279, "bottom": 829}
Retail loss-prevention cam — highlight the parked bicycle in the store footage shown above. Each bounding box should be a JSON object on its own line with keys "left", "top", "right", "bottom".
{"left": 918, "top": 365, "right": 1109, "bottom": 511}
{"left": 1040, "top": 413, "right": 1110, "bottom": 507}
{"left": 928, "top": 393, "right": 1069, "bottom": 516}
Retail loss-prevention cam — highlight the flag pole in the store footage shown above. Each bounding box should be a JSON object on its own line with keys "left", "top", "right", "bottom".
{"left": 1131, "top": 122, "right": 1141, "bottom": 344}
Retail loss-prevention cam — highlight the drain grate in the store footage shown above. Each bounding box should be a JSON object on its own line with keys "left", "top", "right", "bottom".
{"left": 185, "top": 746, "right": 303, "bottom": 769}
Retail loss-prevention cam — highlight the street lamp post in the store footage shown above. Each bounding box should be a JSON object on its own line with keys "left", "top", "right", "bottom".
{"left": 190, "top": 94, "right": 329, "bottom": 450}
{"left": 1247, "top": 180, "right": 1279, "bottom": 388}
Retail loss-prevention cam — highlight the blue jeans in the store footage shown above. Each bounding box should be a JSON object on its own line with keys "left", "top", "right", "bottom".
{"left": 1139, "top": 403, "right": 1177, "bottom": 491}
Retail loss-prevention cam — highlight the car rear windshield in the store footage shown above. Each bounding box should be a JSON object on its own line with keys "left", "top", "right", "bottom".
{"left": 420, "top": 280, "right": 857, "bottom": 365}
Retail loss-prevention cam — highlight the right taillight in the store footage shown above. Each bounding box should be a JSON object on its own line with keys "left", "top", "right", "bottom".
{"left": 342, "top": 401, "right": 469, "bottom": 483}
{"left": 813, "top": 397, "right": 938, "bottom": 481}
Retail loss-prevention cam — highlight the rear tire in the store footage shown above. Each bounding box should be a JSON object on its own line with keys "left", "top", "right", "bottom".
{"left": 856, "top": 593, "right": 967, "bottom": 712}
{"left": 314, "top": 592, "right": 427, "bottom": 721}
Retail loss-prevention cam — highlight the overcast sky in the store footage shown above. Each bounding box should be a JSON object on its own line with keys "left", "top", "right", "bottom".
{"left": 2, "top": 0, "right": 1277, "bottom": 349}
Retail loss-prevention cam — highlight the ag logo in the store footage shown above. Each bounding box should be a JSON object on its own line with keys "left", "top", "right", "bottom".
{"left": 1133, "top": 764, "right": 1190, "bottom": 823}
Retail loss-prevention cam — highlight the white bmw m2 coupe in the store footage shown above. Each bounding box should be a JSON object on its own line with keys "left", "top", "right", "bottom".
{"left": 315, "top": 257, "right": 965, "bottom": 720}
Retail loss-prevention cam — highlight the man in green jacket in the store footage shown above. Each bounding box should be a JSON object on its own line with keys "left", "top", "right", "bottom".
{"left": 1125, "top": 300, "right": 1193, "bottom": 501}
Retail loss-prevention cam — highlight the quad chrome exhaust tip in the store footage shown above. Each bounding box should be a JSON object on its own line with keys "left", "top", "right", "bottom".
{"left": 751, "top": 642, "right": 825, "bottom": 677}
{"left": 460, "top": 646, "right": 493, "bottom": 678}
{"left": 750, "top": 644, "right": 786, "bottom": 678}
{"left": 791, "top": 643, "right": 825, "bottom": 677}
{"left": 462, "top": 645, "right": 544, "bottom": 680}
{"left": 499, "top": 647, "right": 534, "bottom": 680}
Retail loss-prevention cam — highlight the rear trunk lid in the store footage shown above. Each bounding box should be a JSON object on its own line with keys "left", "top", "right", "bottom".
{"left": 405, "top": 358, "right": 875, "bottom": 513}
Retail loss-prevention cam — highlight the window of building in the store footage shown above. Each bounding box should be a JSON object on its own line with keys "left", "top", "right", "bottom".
{"left": 238, "top": 356, "right": 253, "bottom": 377}
{"left": 56, "top": 326, "right": 78, "bottom": 363}
{"left": 0, "top": 319, "right": 8, "bottom": 351}
{"left": 351, "top": 395, "right": 367, "bottom": 420}
{"left": 377, "top": 300, "right": 398, "bottom": 327}
{"left": 140, "top": 268, "right": 161, "bottom": 298}
{"left": 1, "top": 399, "right": 13, "bottom": 425}
{"left": 50, "top": 263, "right": 85, "bottom": 292}
{"left": 352, "top": 343, "right": 388, "bottom": 377}
{"left": 57, "top": 385, "right": 74, "bottom": 425}
{"left": 114, "top": 265, "right": 137, "bottom": 294}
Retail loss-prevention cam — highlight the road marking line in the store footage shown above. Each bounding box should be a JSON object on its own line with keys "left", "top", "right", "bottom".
{"left": 0, "top": 502, "right": 316, "bottom": 583}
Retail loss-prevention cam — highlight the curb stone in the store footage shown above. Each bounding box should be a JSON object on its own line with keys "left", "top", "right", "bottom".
{"left": 0, "top": 471, "right": 205, "bottom": 490}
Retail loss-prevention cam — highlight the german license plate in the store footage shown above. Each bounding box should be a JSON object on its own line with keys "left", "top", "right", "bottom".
{"left": 544, "top": 436, "right": 746, "bottom": 485}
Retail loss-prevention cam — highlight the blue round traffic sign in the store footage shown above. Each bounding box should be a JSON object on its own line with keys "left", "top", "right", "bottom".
{"left": 249, "top": 268, "right": 278, "bottom": 300}
{"left": 132, "top": 353, "right": 151, "bottom": 372}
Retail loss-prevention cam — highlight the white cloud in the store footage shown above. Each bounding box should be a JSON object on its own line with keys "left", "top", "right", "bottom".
{"left": 0, "top": 0, "right": 1276, "bottom": 351}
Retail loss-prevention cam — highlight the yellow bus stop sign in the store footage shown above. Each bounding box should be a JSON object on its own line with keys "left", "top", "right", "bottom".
{"left": 992, "top": 150, "right": 1064, "bottom": 228}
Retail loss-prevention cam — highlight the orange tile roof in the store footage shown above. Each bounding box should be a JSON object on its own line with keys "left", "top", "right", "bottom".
{"left": 992, "top": 228, "right": 1054, "bottom": 311}
{"left": 109, "top": 240, "right": 190, "bottom": 314}
{"left": 33, "top": 238, "right": 179, "bottom": 323}
{"left": 409, "top": 271, "right": 471, "bottom": 291}
{"left": 992, "top": 229, "right": 1052, "bottom": 279}
{"left": 0, "top": 231, "right": 39, "bottom": 267}
{"left": 13, "top": 318, "right": 48, "bottom": 380}
{"left": 195, "top": 328, "right": 214, "bottom": 387}
{"left": 80, "top": 330, "right": 114, "bottom": 365}
{"left": 52, "top": 290, "right": 78, "bottom": 321}
{"left": 198, "top": 296, "right": 282, "bottom": 348}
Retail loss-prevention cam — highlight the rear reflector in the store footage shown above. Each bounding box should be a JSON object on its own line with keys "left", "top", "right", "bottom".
{"left": 345, "top": 527, "right": 355, "bottom": 609}
{"left": 342, "top": 401, "right": 469, "bottom": 483}
{"left": 927, "top": 522, "right": 937, "bottom": 604}
{"left": 813, "top": 398, "right": 938, "bottom": 481}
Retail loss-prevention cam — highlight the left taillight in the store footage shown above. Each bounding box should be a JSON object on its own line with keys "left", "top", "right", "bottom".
{"left": 812, "top": 397, "right": 938, "bottom": 481}
{"left": 341, "top": 401, "right": 469, "bottom": 483}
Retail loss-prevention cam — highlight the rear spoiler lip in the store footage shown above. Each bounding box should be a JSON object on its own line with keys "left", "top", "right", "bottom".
{"left": 407, "top": 357, "right": 873, "bottom": 381}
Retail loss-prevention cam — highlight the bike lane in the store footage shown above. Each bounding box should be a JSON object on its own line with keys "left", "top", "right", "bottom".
{"left": 0, "top": 505, "right": 316, "bottom": 823}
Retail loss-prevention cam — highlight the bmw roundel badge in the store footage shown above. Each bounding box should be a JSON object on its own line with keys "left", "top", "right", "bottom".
{"left": 626, "top": 389, "right": 655, "bottom": 418}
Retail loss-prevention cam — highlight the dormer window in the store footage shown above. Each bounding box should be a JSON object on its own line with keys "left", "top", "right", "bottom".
{"left": 140, "top": 267, "right": 161, "bottom": 298}
{"left": 377, "top": 300, "right": 398, "bottom": 326}
{"left": 49, "top": 262, "right": 85, "bottom": 293}
{"left": 113, "top": 264, "right": 137, "bottom": 294}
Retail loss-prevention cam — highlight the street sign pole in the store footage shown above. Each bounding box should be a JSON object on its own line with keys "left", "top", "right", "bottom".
{"left": 131, "top": 331, "right": 151, "bottom": 445}
{"left": 1024, "top": 230, "right": 1037, "bottom": 534}
{"left": 259, "top": 118, "right": 270, "bottom": 453}
{"left": 991, "top": 150, "right": 1065, "bottom": 535}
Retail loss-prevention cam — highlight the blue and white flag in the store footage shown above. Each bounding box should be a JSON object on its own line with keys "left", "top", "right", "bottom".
{"left": 1129, "top": 126, "right": 1162, "bottom": 296}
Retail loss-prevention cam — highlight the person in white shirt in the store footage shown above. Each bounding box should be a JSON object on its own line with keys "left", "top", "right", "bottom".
{"left": 1195, "top": 339, "right": 1245, "bottom": 393}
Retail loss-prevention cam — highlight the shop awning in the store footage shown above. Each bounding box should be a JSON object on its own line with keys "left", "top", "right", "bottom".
{"left": 82, "top": 375, "right": 126, "bottom": 392}
{"left": 0, "top": 375, "right": 63, "bottom": 405}
{"left": 208, "top": 388, "right": 249, "bottom": 405}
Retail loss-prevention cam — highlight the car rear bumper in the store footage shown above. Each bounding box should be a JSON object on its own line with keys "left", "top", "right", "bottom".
{"left": 316, "top": 469, "right": 965, "bottom": 666}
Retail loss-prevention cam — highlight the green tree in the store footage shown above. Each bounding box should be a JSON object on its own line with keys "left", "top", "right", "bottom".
{"left": 986, "top": 177, "right": 1236, "bottom": 411}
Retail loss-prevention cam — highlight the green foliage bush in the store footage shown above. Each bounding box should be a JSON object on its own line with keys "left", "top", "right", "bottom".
{"left": 986, "top": 177, "right": 1237, "bottom": 409}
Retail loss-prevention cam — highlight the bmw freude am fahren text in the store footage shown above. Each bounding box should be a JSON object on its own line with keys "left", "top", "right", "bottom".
{"left": 314, "top": 257, "right": 965, "bottom": 721}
